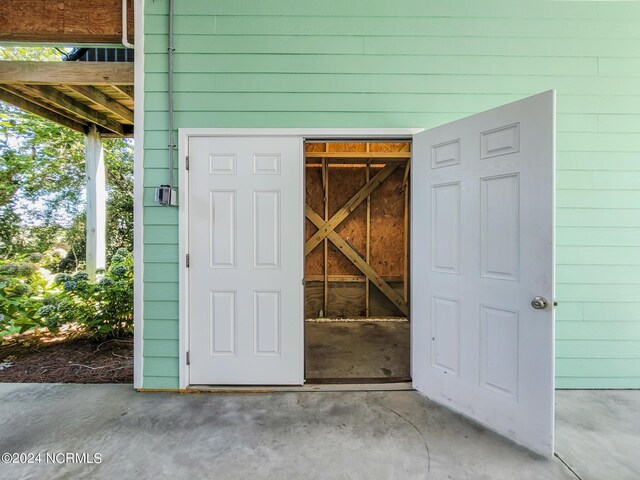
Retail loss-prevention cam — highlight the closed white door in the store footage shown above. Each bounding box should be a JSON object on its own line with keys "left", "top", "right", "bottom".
{"left": 188, "top": 136, "right": 303, "bottom": 385}
{"left": 411, "top": 91, "right": 555, "bottom": 456}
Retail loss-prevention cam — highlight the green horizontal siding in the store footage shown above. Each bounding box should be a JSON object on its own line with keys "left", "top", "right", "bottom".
{"left": 144, "top": 73, "right": 640, "bottom": 97}
{"left": 144, "top": 0, "right": 640, "bottom": 18}
{"left": 143, "top": 319, "right": 179, "bottom": 340}
{"left": 146, "top": 15, "right": 640, "bottom": 38}
{"left": 143, "top": 0, "right": 640, "bottom": 389}
{"left": 142, "top": 376, "right": 180, "bottom": 390}
{"left": 144, "top": 339, "right": 179, "bottom": 358}
{"left": 144, "top": 283, "right": 179, "bottom": 301}
{"left": 145, "top": 53, "right": 598, "bottom": 76}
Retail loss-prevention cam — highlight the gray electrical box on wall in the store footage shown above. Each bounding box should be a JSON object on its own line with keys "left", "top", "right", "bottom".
{"left": 155, "top": 185, "right": 177, "bottom": 206}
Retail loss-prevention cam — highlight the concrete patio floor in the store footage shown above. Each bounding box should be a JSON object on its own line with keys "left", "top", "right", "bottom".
{"left": 0, "top": 384, "right": 637, "bottom": 480}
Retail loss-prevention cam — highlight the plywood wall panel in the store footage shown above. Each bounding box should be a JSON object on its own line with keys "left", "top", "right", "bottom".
{"left": 327, "top": 167, "right": 367, "bottom": 276}
{"left": 370, "top": 168, "right": 406, "bottom": 277}
{"left": 305, "top": 165, "right": 324, "bottom": 275}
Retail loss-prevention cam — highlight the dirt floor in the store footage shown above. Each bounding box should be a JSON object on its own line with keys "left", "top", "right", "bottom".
{"left": 305, "top": 320, "right": 410, "bottom": 382}
{"left": 0, "top": 326, "right": 133, "bottom": 383}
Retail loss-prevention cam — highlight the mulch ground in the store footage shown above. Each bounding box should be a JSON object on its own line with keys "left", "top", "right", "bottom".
{"left": 0, "top": 326, "right": 133, "bottom": 383}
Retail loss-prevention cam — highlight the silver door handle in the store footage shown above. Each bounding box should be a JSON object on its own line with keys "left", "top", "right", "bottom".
{"left": 531, "top": 296, "right": 548, "bottom": 309}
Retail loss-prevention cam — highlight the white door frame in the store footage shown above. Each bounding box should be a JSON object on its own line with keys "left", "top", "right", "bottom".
{"left": 177, "top": 128, "right": 421, "bottom": 389}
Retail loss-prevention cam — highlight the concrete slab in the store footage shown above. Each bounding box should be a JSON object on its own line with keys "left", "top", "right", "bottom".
{"left": 555, "top": 390, "right": 640, "bottom": 480}
{"left": 305, "top": 320, "right": 410, "bottom": 380}
{"left": 0, "top": 384, "right": 637, "bottom": 480}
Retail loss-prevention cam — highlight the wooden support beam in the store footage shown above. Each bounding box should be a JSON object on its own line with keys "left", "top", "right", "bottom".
{"left": 99, "top": 128, "right": 134, "bottom": 139}
{"left": 19, "top": 85, "right": 125, "bottom": 135}
{"left": 111, "top": 85, "right": 135, "bottom": 100}
{"left": 0, "top": 87, "right": 87, "bottom": 133}
{"left": 402, "top": 158, "right": 411, "bottom": 190}
{"left": 67, "top": 85, "right": 134, "bottom": 124}
{"left": 305, "top": 275, "right": 404, "bottom": 283}
{"left": 0, "top": 0, "right": 134, "bottom": 44}
{"left": 305, "top": 152, "right": 411, "bottom": 159}
{"left": 85, "top": 126, "right": 107, "bottom": 281}
{"left": 322, "top": 155, "right": 329, "bottom": 317}
{"left": 365, "top": 162, "right": 371, "bottom": 318}
{"left": 306, "top": 205, "right": 409, "bottom": 316}
{"left": 305, "top": 163, "right": 400, "bottom": 255}
{"left": 0, "top": 62, "right": 134, "bottom": 86}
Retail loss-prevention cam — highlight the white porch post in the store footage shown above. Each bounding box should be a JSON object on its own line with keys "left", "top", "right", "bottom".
{"left": 85, "top": 125, "right": 106, "bottom": 280}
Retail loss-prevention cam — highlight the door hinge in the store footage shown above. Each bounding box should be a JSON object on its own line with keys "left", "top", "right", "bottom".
{"left": 186, "top": 254, "right": 190, "bottom": 268}
{"left": 185, "top": 155, "right": 190, "bottom": 170}
{"left": 186, "top": 351, "right": 190, "bottom": 365}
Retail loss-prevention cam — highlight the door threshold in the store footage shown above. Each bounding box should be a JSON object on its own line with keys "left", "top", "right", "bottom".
{"left": 187, "top": 382, "right": 413, "bottom": 393}
{"left": 305, "top": 377, "right": 412, "bottom": 384}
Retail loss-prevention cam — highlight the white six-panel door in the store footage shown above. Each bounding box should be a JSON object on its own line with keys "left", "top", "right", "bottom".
{"left": 188, "top": 136, "right": 303, "bottom": 385}
{"left": 411, "top": 91, "right": 555, "bottom": 456}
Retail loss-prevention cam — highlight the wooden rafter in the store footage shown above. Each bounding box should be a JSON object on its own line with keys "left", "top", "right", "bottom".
{"left": 305, "top": 163, "right": 400, "bottom": 255}
{"left": 0, "top": 88, "right": 87, "bottom": 133}
{"left": 0, "top": 62, "right": 134, "bottom": 86}
{"left": 17, "top": 85, "right": 125, "bottom": 136}
{"left": 67, "top": 85, "right": 134, "bottom": 124}
{"left": 306, "top": 205, "right": 409, "bottom": 316}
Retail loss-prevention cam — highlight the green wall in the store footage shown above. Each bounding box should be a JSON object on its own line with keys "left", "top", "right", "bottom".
{"left": 142, "top": 0, "right": 640, "bottom": 389}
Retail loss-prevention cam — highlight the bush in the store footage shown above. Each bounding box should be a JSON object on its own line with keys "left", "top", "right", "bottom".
{"left": 0, "top": 250, "right": 134, "bottom": 340}
{"left": 37, "top": 251, "right": 134, "bottom": 339}
{"left": 0, "top": 256, "right": 58, "bottom": 334}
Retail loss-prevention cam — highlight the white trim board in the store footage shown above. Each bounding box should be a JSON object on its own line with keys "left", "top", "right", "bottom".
{"left": 132, "top": 0, "right": 145, "bottom": 389}
{"left": 177, "top": 128, "right": 419, "bottom": 389}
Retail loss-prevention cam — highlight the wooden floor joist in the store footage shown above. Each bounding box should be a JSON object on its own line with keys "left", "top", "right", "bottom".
{"left": 18, "top": 85, "right": 125, "bottom": 135}
{"left": 67, "top": 85, "right": 134, "bottom": 124}
{"left": 111, "top": 85, "right": 135, "bottom": 100}
{"left": 0, "top": 88, "right": 88, "bottom": 133}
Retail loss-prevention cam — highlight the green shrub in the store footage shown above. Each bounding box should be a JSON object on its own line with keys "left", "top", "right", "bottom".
{"left": 37, "top": 251, "right": 133, "bottom": 339}
{"left": 0, "top": 250, "right": 134, "bottom": 339}
{"left": 0, "top": 256, "right": 58, "bottom": 334}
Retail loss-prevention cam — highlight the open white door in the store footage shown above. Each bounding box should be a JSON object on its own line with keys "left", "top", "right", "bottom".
{"left": 411, "top": 91, "right": 555, "bottom": 456}
{"left": 188, "top": 136, "right": 303, "bottom": 385}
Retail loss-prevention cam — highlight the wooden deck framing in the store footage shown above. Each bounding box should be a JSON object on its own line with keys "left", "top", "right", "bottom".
{"left": 0, "top": 62, "right": 134, "bottom": 137}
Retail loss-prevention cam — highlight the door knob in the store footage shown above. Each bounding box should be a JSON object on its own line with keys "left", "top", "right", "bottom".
{"left": 531, "top": 296, "right": 548, "bottom": 309}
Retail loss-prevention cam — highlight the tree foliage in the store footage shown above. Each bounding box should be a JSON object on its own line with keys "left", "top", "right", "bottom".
{"left": 0, "top": 46, "right": 133, "bottom": 266}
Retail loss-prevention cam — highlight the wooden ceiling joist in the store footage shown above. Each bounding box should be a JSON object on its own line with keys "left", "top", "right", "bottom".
{"left": 17, "top": 85, "right": 125, "bottom": 136}
{"left": 67, "top": 85, "right": 134, "bottom": 124}
{"left": 0, "top": 85, "right": 89, "bottom": 127}
{"left": 0, "top": 62, "right": 134, "bottom": 86}
{"left": 0, "top": 88, "right": 88, "bottom": 133}
{"left": 111, "top": 85, "right": 135, "bottom": 100}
